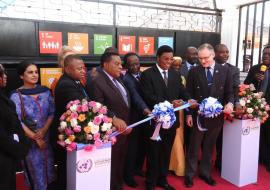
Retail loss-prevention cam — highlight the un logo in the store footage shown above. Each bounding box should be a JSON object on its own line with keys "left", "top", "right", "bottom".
{"left": 242, "top": 126, "right": 250, "bottom": 135}
{"left": 76, "top": 159, "right": 93, "bottom": 173}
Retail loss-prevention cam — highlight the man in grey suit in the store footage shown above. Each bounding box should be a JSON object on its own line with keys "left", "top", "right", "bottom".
{"left": 180, "top": 47, "right": 198, "bottom": 79}
{"left": 214, "top": 44, "right": 240, "bottom": 171}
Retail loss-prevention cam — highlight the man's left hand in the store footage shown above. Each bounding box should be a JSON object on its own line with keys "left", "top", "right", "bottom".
{"left": 224, "top": 103, "right": 234, "bottom": 114}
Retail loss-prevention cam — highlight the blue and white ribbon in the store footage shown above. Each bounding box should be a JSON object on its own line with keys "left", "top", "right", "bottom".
{"left": 197, "top": 97, "right": 223, "bottom": 131}
{"left": 109, "top": 101, "right": 192, "bottom": 139}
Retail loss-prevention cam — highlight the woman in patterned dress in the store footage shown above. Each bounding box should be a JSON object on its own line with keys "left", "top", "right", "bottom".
{"left": 10, "top": 60, "right": 55, "bottom": 190}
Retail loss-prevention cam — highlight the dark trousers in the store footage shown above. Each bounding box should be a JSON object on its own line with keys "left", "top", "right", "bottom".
{"left": 215, "top": 128, "right": 223, "bottom": 169}
{"left": 124, "top": 123, "right": 147, "bottom": 179}
{"left": 260, "top": 118, "right": 270, "bottom": 165}
{"left": 146, "top": 126, "right": 176, "bottom": 186}
{"left": 0, "top": 157, "right": 16, "bottom": 190}
{"left": 111, "top": 135, "right": 128, "bottom": 190}
{"left": 54, "top": 145, "right": 66, "bottom": 190}
{"left": 185, "top": 115, "right": 223, "bottom": 178}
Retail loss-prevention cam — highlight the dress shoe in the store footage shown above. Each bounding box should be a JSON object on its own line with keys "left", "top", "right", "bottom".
{"left": 199, "top": 175, "right": 216, "bottom": 186}
{"left": 124, "top": 177, "right": 138, "bottom": 188}
{"left": 145, "top": 183, "right": 155, "bottom": 190}
{"left": 184, "top": 176, "right": 193, "bottom": 188}
{"left": 157, "top": 182, "right": 175, "bottom": 190}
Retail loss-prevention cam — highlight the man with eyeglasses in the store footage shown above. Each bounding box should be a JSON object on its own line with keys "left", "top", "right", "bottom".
{"left": 184, "top": 43, "right": 234, "bottom": 188}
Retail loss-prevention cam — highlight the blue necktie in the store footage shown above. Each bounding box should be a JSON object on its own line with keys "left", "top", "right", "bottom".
{"left": 207, "top": 67, "right": 213, "bottom": 88}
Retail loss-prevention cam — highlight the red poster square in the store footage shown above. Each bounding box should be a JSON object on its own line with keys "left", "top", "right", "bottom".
{"left": 118, "top": 35, "right": 136, "bottom": 55}
{"left": 138, "top": 37, "right": 154, "bottom": 56}
{"left": 39, "top": 31, "right": 62, "bottom": 54}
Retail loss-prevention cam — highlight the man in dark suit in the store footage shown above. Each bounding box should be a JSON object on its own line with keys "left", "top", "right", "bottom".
{"left": 184, "top": 43, "right": 234, "bottom": 187}
{"left": 53, "top": 54, "right": 88, "bottom": 190}
{"left": 0, "top": 64, "right": 29, "bottom": 190}
{"left": 122, "top": 52, "right": 151, "bottom": 187}
{"left": 214, "top": 44, "right": 240, "bottom": 171}
{"left": 180, "top": 47, "right": 198, "bottom": 152}
{"left": 180, "top": 46, "right": 198, "bottom": 79}
{"left": 140, "top": 45, "right": 191, "bottom": 190}
{"left": 244, "top": 45, "right": 270, "bottom": 172}
{"left": 87, "top": 52, "right": 130, "bottom": 190}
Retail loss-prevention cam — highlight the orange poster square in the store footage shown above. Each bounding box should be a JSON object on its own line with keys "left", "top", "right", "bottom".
{"left": 68, "top": 33, "right": 89, "bottom": 54}
{"left": 39, "top": 31, "right": 62, "bottom": 54}
{"left": 138, "top": 36, "right": 154, "bottom": 56}
{"left": 118, "top": 35, "right": 136, "bottom": 55}
{"left": 40, "top": 68, "right": 62, "bottom": 89}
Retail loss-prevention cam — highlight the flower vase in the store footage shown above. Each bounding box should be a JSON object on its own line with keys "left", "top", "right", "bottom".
{"left": 67, "top": 143, "right": 112, "bottom": 190}
{"left": 221, "top": 119, "right": 260, "bottom": 187}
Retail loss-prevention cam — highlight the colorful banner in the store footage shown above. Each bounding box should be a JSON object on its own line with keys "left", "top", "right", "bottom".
{"left": 138, "top": 36, "right": 154, "bottom": 56}
{"left": 40, "top": 68, "right": 62, "bottom": 89}
{"left": 118, "top": 35, "right": 136, "bottom": 55}
{"left": 39, "top": 31, "right": 62, "bottom": 54}
{"left": 158, "top": 37, "right": 174, "bottom": 49}
{"left": 94, "top": 34, "right": 113, "bottom": 54}
{"left": 68, "top": 33, "right": 89, "bottom": 54}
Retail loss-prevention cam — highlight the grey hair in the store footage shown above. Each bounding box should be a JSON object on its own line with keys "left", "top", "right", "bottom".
{"left": 198, "top": 43, "right": 214, "bottom": 53}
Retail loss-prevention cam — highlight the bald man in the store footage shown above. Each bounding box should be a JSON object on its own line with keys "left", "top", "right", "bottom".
{"left": 180, "top": 47, "right": 198, "bottom": 79}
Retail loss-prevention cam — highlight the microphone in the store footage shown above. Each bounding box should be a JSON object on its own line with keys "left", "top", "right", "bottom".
{"left": 259, "top": 64, "right": 267, "bottom": 75}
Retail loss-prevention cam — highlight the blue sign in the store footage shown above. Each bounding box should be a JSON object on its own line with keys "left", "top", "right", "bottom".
{"left": 158, "top": 37, "right": 174, "bottom": 49}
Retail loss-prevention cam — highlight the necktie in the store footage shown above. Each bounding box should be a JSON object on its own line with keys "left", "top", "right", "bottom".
{"left": 136, "top": 74, "right": 140, "bottom": 81}
{"left": 76, "top": 81, "right": 89, "bottom": 99}
{"left": 113, "top": 79, "right": 129, "bottom": 106}
{"left": 206, "top": 67, "right": 213, "bottom": 88}
{"left": 163, "top": 71, "right": 168, "bottom": 86}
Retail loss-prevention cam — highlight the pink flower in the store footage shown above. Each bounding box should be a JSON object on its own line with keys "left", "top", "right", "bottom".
{"left": 65, "top": 128, "right": 74, "bottom": 136}
{"left": 93, "top": 116, "right": 102, "bottom": 125}
{"left": 76, "top": 105, "right": 82, "bottom": 113}
{"left": 110, "top": 136, "right": 117, "bottom": 145}
{"left": 94, "top": 139, "right": 103, "bottom": 147}
{"left": 66, "top": 142, "right": 77, "bottom": 152}
{"left": 60, "top": 114, "right": 66, "bottom": 121}
{"left": 102, "top": 116, "right": 110, "bottom": 123}
{"left": 73, "top": 100, "right": 80, "bottom": 105}
{"left": 73, "top": 126, "right": 81, "bottom": 133}
{"left": 81, "top": 105, "right": 88, "bottom": 112}
{"left": 88, "top": 101, "right": 96, "bottom": 108}
{"left": 84, "top": 145, "right": 96, "bottom": 152}
{"left": 86, "top": 134, "right": 93, "bottom": 140}
{"left": 71, "top": 112, "right": 78, "bottom": 119}
{"left": 57, "top": 140, "right": 66, "bottom": 147}
{"left": 94, "top": 133, "right": 100, "bottom": 140}
{"left": 66, "top": 102, "right": 73, "bottom": 109}
{"left": 99, "top": 106, "right": 107, "bottom": 114}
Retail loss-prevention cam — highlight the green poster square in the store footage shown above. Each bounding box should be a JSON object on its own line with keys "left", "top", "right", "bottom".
{"left": 94, "top": 34, "right": 113, "bottom": 54}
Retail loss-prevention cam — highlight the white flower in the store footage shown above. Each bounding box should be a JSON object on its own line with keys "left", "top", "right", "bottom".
{"left": 249, "top": 84, "right": 256, "bottom": 91}
{"left": 90, "top": 124, "right": 100, "bottom": 134}
{"left": 260, "top": 104, "right": 264, "bottom": 108}
{"left": 70, "top": 104, "right": 78, "bottom": 112}
{"left": 101, "top": 123, "right": 112, "bottom": 131}
{"left": 247, "top": 100, "right": 251, "bottom": 103}
{"left": 247, "top": 108, "right": 254, "bottom": 114}
{"left": 65, "top": 139, "right": 71, "bottom": 144}
{"left": 60, "top": 121, "right": 67, "bottom": 129}
{"left": 96, "top": 102, "right": 102, "bottom": 109}
{"left": 239, "top": 99, "right": 246, "bottom": 107}
{"left": 88, "top": 121, "right": 94, "bottom": 127}
{"left": 70, "top": 119, "right": 78, "bottom": 127}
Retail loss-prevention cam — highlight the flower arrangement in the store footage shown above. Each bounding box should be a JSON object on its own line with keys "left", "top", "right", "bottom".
{"left": 57, "top": 99, "right": 116, "bottom": 152}
{"left": 235, "top": 84, "right": 269, "bottom": 123}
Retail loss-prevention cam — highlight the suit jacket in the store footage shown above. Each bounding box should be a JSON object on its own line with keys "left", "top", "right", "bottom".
{"left": 186, "top": 63, "right": 234, "bottom": 106}
{"left": 140, "top": 65, "right": 190, "bottom": 130}
{"left": 180, "top": 61, "right": 190, "bottom": 79}
{"left": 244, "top": 64, "right": 270, "bottom": 103}
{"left": 123, "top": 72, "right": 148, "bottom": 122}
{"left": 52, "top": 74, "right": 88, "bottom": 142}
{"left": 224, "top": 63, "right": 240, "bottom": 103}
{"left": 0, "top": 90, "right": 29, "bottom": 190}
{"left": 88, "top": 69, "right": 130, "bottom": 123}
